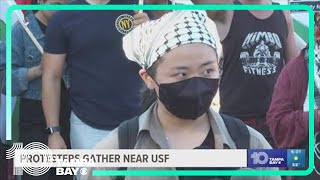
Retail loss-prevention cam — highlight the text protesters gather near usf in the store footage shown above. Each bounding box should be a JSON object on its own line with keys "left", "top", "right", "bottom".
{"left": 83, "top": 10, "right": 280, "bottom": 180}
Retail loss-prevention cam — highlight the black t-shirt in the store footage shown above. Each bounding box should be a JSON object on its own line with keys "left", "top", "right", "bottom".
{"left": 44, "top": 0, "right": 145, "bottom": 130}
{"left": 219, "top": 1, "right": 288, "bottom": 119}
{"left": 199, "top": 128, "right": 215, "bottom": 148}
{"left": 36, "top": 18, "right": 47, "bottom": 34}
{"left": 177, "top": 129, "right": 232, "bottom": 180}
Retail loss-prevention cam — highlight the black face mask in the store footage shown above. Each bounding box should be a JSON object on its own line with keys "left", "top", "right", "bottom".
{"left": 156, "top": 77, "right": 219, "bottom": 120}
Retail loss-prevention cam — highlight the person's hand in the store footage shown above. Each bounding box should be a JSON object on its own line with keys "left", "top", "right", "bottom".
{"left": 36, "top": 60, "right": 43, "bottom": 76}
{"left": 133, "top": 11, "right": 150, "bottom": 28}
{"left": 48, "top": 132, "right": 67, "bottom": 149}
{"left": 27, "top": 61, "right": 43, "bottom": 80}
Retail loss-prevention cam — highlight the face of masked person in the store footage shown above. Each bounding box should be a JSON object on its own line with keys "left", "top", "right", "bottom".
{"left": 146, "top": 43, "right": 219, "bottom": 120}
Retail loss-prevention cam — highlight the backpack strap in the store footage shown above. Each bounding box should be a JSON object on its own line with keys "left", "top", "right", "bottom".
{"left": 220, "top": 113, "right": 250, "bottom": 149}
{"left": 118, "top": 116, "right": 140, "bottom": 149}
{"left": 116, "top": 116, "right": 140, "bottom": 180}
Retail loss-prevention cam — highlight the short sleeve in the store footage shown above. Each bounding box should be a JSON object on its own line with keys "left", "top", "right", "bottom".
{"left": 44, "top": 11, "right": 68, "bottom": 54}
{"left": 248, "top": 126, "right": 272, "bottom": 149}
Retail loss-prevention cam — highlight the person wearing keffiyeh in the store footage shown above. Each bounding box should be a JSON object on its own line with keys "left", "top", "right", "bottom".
{"left": 82, "top": 10, "right": 279, "bottom": 180}
{"left": 266, "top": 12, "right": 320, "bottom": 180}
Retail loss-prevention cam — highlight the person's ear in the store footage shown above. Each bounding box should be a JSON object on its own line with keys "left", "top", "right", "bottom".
{"left": 139, "top": 69, "right": 156, "bottom": 90}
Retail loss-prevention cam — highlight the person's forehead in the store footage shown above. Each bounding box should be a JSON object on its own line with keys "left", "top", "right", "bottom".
{"left": 166, "top": 44, "right": 213, "bottom": 55}
{"left": 161, "top": 46, "right": 216, "bottom": 66}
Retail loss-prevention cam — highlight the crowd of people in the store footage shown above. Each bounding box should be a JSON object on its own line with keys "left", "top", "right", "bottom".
{"left": 0, "top": 0, "right": 319, "bottom": 180}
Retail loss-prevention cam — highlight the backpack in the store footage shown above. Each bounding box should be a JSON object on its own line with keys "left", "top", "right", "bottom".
{"left": 116, "top": 114, "right": 250, "bottom": 180}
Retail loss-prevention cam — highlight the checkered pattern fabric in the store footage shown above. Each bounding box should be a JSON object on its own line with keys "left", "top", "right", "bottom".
{"left": 123, "top": 10, "right": 217, "bottom": 69}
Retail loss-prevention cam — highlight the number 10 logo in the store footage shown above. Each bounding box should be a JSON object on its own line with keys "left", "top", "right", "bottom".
{"left": 251, "top": 152, "right": 269, "bottom": 165}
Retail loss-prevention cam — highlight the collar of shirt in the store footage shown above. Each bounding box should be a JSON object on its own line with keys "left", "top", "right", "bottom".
{"left": 25, "top": 11, "right": 45, "bottom": 40}
{"left": 135, "top": 102, "right": 236, "bottom": 149}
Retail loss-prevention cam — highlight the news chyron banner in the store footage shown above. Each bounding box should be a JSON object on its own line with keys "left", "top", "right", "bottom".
{"left": 289, "top": 0, "right": 320, "bottom": 11}
{"left": 6, "top": 142, "right": 306, "bottom": 177}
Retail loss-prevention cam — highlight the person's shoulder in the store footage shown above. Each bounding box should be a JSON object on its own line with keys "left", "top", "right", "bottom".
{"left": 283, "top": 49, "right": 306, "bottom": 72}
{"left": 247, "top": 125, "right": 273, "bottom": 149}
{"left": 50, "top": 0, "right": 84, "bottom": 23}
{"left": 47, "top": 10, "right": 79, "bottom": 31}
{"left": 94, "top": 128, "right": 119, "bottom": 149}
{"left": 49, "top": 10, "right": 68, "bottom": 25}
{"left": 52, "top": 9, "right": 77, "bottom": 20}
{"left": 281, "top": 9, "right": 293, "bottom": 28}
{"left": 24, "top": 11, "right": 35, "bottom": 19}
{"left": 10, "top": 12, "right": 36, "bottom": 34}
{"left": 11, "top": 20, "right": 24, "bottom": 37}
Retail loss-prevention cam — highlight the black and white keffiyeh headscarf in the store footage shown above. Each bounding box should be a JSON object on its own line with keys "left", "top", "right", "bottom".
{"left": 123, "top": 10, "right": 218, "bottom": 69}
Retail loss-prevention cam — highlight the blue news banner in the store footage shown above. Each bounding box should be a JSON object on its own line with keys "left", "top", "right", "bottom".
{"left": 247, "top": 149, "right": 305, "bottom": 168}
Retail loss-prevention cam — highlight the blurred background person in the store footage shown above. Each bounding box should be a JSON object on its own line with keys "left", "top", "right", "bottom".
{"left": 267, "top": 12, "right": 320, "bottom": 180}
{"left": 42, "top": 0, "right": 151, "bottom": 151}
{"left": 0, "top": 0, "right": 71, "bottom": 180}
{"left": 192, "top": 0, "right": 300, "bottom": 147}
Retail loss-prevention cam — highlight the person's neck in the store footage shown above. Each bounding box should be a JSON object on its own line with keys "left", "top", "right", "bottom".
{"left": 239, "top": 0, "right": 271, "bottom": 4}
{"left": 35, "top": 11, "right": 48, "bottom": 26}
{"left": 157, "top": 101, "right": 210, "bottom": 133}
{"left": 86, "top": 0, "right": 111, "bottom": 5}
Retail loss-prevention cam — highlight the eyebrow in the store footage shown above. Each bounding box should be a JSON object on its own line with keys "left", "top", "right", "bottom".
{"left": 173, "top": 66, "right": 189, "bottom": 70}
{"left": 199, "top": 61, "right": 214, "bottom": 68}
{"left": 170, "top": 60, "right": 215, "bottom": 71}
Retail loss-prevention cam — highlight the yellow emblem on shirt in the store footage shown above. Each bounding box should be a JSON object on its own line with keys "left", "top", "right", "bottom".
{"left": 115, "top": 14, "right": 134, "bottom": 34}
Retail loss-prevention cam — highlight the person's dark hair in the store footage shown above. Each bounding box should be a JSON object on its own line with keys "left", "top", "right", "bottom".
{"left": 139, "top": 59, "right": 163, "bottom": 113}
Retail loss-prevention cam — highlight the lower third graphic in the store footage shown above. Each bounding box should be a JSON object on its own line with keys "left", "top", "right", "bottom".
{"left": 248, "top": 149, "right": 305, "bottom": 168}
